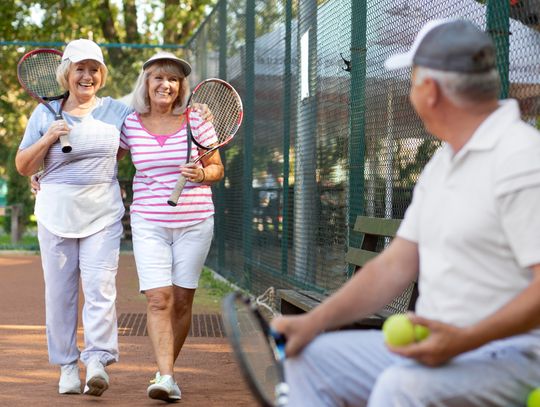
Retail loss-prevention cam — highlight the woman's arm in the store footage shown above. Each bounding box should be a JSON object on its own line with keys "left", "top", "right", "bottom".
{"left": 16, "top": 120, "right": 69, "bottom": 176}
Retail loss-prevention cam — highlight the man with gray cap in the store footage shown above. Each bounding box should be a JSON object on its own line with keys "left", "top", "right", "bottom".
{"left": 272, "top": 19, "right": 540, "bottom": 406}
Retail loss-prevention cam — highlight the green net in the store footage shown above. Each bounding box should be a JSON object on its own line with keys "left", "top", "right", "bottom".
{"left": 184, "top": 0, "right": 540, "bottom": 298}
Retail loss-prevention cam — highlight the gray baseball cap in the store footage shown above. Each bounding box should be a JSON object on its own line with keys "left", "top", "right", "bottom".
{"left": 143, "top": 51, "right": 192, "bottom": 76}
{"left": 385, "top": 19, "right": 496, "bottom": 73}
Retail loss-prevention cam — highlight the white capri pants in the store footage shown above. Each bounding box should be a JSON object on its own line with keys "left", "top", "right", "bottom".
{"left": 38, "top": 220, "right": 122, "bottom": 366}
{"left": 130, "top": 213, "right": 214, "bottom": 292}
{"left": 285, "top": 330, "right": 540, "bottom": 407}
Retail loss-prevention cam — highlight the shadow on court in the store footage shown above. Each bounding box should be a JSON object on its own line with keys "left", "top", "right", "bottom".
{"left": 0, "top": 253, "right": 256, "bottom": 406}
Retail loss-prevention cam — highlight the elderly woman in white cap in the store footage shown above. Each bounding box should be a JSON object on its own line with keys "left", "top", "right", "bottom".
{"left": 117, "top": 52, "right": 223, "bottom": 402}
{"left": 16, "top": 39, "right": 131, "bottom": 397}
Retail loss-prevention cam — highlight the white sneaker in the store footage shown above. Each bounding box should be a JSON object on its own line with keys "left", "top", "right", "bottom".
{"left": 59, "top": 363, "right": 81, "bottom": 394}
{"left": 83, "top": 359, "right": 109, "bottom": 397}
{"left": 147, "top": 373, "right": 181, "bottom": 402}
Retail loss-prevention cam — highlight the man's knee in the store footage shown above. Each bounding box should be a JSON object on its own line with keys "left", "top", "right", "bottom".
{"left": 370, "top": 364, "right": 429, "bottom": 406}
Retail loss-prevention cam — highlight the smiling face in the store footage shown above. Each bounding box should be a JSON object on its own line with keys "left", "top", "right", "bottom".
{"left": 145, "top": 65, "right": 184, "bottom": 111}
{"left": 67, "top": 60, "right": 103, "bottom": 100}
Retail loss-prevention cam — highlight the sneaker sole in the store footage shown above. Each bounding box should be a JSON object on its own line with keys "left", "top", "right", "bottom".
{"left": 59, "top": 386, "right": 82, "bottom": 394}
{"left": 84, "top": 376, "right": 109, "bottom": 397}
{"left": 148, "top": 387, "right": 181, "bottom": 402}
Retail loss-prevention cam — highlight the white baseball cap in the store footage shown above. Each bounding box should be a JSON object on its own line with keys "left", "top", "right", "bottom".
{"left": 62, "top": 39, "right": 105, "bottom": 65}
{"left": 143, "top": 52, "right": 192, "bottom": 76}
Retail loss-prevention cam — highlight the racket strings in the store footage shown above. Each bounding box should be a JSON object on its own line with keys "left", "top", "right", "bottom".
{"left": 192, "top": 81, "right": 242, "bottom": 145}
{"left": 19, "top": 53, "right": 63, "bottom": 98}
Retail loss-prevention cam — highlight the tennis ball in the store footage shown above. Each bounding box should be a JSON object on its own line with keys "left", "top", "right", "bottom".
{"left": 528, "top": 388, "right": 540, "bottom": 407}
{"left": 414, "top": 324, "right": 430, "bottom": 342}
{"left": 382, "top": 314, "right": 415, "bottom": 347}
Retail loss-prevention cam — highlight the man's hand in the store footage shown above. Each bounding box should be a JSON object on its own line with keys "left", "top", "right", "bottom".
{"left": 271, "top": 313, "right": 321, "bottom": 357}
{"left": 30, "top": 171, "right": 43, "bottom": 194}
{"left": 387, "top": 314, "right": 471, "bottom": 366}
{"left": 193, "top": 103, "right": 214, "bottom": 122}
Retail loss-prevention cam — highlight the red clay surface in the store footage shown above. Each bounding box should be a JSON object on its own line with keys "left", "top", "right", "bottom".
{"left": 0, "top": 253, "right": 257, "bottom": 406}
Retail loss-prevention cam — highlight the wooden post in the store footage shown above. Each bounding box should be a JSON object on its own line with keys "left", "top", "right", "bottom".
{"left": 10, "top": 204, "right": 22, "bottom": 244}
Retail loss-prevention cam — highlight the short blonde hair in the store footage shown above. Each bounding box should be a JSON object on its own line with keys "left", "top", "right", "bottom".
{"left": 131, "top": 60, "right": 190, "bottom": 115}
{"left": 55, "top": 59, "right": 108, "bottom": 91}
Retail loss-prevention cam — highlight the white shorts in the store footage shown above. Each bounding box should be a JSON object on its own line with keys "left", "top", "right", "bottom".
{"left": 131, "top": 213, "right": 214, "bottom": 292}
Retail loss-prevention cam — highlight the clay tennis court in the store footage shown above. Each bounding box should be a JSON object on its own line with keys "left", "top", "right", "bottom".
{"left": 0, "top": 252, "right": 257, "bottom": 406}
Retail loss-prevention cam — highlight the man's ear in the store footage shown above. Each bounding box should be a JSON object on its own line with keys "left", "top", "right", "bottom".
{"left": 424, "top": 77, "right": 440, "bottom": 108}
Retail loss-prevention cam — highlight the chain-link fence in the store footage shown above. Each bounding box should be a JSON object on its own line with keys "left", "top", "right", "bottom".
{"left": 184, "top": 0, "right": 540, "bottom": 298}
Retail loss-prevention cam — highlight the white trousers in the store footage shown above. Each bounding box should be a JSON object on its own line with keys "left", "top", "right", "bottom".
{"left": 38, "top": 220, "right": 122, "bottom": 366}
{"left": 285, "top": 330, "right": 540, "bottom": 407}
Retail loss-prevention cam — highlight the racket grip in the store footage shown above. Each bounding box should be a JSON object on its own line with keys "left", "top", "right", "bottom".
{"left": 59, "top": 134, "right": 72, "bottom": 153}
{"left": 167, "top": 174, "right": 188, "bottom": 206}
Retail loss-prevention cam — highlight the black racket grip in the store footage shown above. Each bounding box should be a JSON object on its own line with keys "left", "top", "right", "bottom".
{"left": 59, "top": 134, "right": 72, "bottom": 153}
{"left": 167, "top": 174, "right": 188, "bottom": 206}
{"left": 54, "top": 113, "right": 72, "bottom": 153}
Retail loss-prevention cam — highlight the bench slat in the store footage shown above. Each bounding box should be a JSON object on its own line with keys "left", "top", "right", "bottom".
{"left": 345, "top": 247, "right": 377, "bottom": 267}
{"left": 354, "top": 216, "right": 401, "bottom": 236}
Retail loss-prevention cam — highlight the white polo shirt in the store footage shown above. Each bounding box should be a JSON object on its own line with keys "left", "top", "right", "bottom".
{"left": 398, "top": 100, "right": 540, "bottom": 327}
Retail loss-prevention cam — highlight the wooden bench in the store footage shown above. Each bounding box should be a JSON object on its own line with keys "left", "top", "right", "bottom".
{"left": 279, "top": 215, "right": 418, "bottom": 328}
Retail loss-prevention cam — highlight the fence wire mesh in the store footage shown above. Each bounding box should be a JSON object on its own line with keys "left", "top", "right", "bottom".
{"left": 185, "top": 0, "right": 540, "bottom": 299}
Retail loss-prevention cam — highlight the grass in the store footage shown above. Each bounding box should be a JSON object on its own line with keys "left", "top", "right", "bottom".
{"left": 0, "top": 234, "right": 39, "bottom": 250}
{"left": 193, "top": 268, "right": 237, "bottom": 313}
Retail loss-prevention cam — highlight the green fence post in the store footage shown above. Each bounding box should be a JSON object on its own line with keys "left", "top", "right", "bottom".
{"left": 293, "top": 0, "right": 318, "bottom": 286}
{"left": 243, "top": 0, "right": 255, "bottom": 290}
{"left": 486, "top": 0, "right": 510, "bottom": 99}
{"left": 348, "top": 0, "right": 368, "bottom": 277}
{"left": 216, "top": 0, "right": 227, "bottom": 274}
{"left": 281, "top": 0, "right": 293, "bottom": 276}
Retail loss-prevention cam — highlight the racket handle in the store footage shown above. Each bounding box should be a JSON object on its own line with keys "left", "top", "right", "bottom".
{"left": 167, "top": 174, "right": 188, "bottom": 206}
{"left": 59, "top": 134, "right": 72, "bottom": 153}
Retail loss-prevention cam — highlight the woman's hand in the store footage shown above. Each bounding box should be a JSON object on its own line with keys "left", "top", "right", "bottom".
{"left": 192, "top": 103, "right": 214, "bottom": 123}
{"left": 180, "top": 162, "right": 205, "bottom": 183}
{"left": 44, "top": 120, "right": 70, "bottom": 145}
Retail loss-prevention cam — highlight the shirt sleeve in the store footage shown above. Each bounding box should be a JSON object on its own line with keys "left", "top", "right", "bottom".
{"left": 19, "top": 104, "right": 53, "bottom": 150}
{"left": 119, "top": 121, "right": 129, "bottom": 150}
{"left": 191, "top": 111, "right": 218, "bottom": 148}
{"left": 396, "top": 152, "right": 439, "bottom": 243}
{"left": 495, "top": 147, "right": 540, "bottom": 268}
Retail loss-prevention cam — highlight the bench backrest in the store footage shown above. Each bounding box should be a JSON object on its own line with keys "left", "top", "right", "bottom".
{"left": 345, "top": 215, "right": 418, "bottom": 314}
{"left": 345, "top": 216, "right": 402, "bottom": 267}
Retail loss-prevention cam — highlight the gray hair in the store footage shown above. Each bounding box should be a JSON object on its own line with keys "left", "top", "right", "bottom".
{"left": 414, "top": 66, "right": 500, "bottom": 106}
{"left": 131, "top": 60, "right": 190, "bottom": 115}
{"left": 55, "top": 59, "right": 108, "bottom": 91}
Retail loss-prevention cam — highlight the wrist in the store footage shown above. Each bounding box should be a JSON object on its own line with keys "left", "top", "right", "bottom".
{"left": 197, "top": 168, "right": 206, "bottom": 183}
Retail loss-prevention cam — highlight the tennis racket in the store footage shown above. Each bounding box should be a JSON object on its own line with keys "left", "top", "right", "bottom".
{"left": 167, "top": 78, "right": 243, "bottom": 206}
{"left": 221, "top": 291, "right": 289, "bottom": 407}
{"left": 17, "top": 49, "right": 71, "bottom": 153}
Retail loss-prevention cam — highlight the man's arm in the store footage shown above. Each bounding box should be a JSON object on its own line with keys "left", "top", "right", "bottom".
{"left": 272, "top": 237, "right": 419, "bottom": 356}
{"left": 393, "top": 264, "right": 540, "bottom": 366}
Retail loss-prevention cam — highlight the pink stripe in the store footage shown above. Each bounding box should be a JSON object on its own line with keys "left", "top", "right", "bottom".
{"left": 132, "top": 156, "right": 182, "bottom": 165}
{"left": 134, "top": 209, "right": 214, "bottom": 215}
{"left": 131, "top": 215, "right": 212, "bottom": 223}
{"left": 131, "top": 148, "right": 186, "bottom": 156}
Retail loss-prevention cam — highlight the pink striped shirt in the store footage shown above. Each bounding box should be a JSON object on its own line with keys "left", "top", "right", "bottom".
{"left": 120, "top": 111, "right": 217, "bottom": 228}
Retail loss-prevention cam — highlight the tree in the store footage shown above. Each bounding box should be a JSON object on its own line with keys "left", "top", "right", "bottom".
{"left": 0, "top": 0, "right": 216, "bottom": 232}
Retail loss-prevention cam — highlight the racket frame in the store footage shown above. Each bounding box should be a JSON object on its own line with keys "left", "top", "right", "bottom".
{"left": 166, "top": 78, "right": 243, "bottom": 206}
{"left": 222, "top": 292, "right": 288, "bottom": 407}
{"left": 17, "top": 48, "right": 72, "bottom": 153}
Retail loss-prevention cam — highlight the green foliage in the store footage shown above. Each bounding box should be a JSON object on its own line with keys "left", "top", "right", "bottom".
{"left": 0, "top": 0, "right": 217, "bottom": 227}
{"left": 4, "top": 146, "right": 33, "bottom": 235}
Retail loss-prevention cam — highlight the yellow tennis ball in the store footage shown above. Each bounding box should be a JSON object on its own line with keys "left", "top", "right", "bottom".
{"left": 382, "top": 314, "right": 415, "bottom": 347}
{"left": 414, "top": 324, "right": 430, "bottom": 342}
{"left": 528, "top": 388, "right": 540, "bottom": 407}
